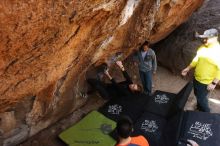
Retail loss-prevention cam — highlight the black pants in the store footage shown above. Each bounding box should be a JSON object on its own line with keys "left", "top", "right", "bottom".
{"left": 193, "top": 79, "right": 210, "bottom": 112}
{"left": 87, "top": 79, "right": 118, "bottom": 99}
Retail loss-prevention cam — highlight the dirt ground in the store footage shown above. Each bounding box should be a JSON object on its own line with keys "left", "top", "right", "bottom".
{"left": 153, "top": 67, "right": 220, "bottom": 113}
{"left": 20, "top": 66, "right": 220, "bottom": 146}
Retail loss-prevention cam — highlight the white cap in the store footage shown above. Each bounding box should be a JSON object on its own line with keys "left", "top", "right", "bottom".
{"left": 196, "top": 28, "right": 218, "bottom": 38}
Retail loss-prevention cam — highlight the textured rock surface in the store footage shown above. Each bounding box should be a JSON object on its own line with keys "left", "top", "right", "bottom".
{"left": 155, "top": 0, "right": 220, "bottom": 74}
{"left": 0, "top": 0, "right": 203, "bottom": 145}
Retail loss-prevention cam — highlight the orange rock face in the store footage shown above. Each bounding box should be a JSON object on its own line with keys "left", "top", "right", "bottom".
{"left": 149, "top": 0, "right": 204, "bottom": 43}
{"left": 0, "top": 0, "right": 203, "bottom": 145}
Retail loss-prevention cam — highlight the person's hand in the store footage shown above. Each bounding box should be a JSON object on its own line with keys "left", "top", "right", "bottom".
{"left": 187, "top": 139, "right": 199, "bottom": 146}
{"left": 116, "top": 61, "right": 124, "bottom": 70}
{"left": 104, "top": 68, "right": 109, "bottom": 75}
{"left": 153, "top": 71, "right": 156, "bottom": 75}
{"left": 104, "top": 69, "right": 112, "bottom": 80}
{"left": 195, "top": 31, "right": 200, "bottom": 38}
{"left": 181, "top": 67, "right": 190, "bottom": 76}
{"left": 207, "top": 83, "right": 216, "bottom": 91}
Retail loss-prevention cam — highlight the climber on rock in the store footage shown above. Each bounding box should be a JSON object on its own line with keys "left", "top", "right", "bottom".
{"left": 87, "top": 60, "right": 144, "bottom": 99}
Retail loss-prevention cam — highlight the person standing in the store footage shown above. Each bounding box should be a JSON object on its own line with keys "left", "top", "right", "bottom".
{"left": 181, "top": 28, "right": 220, "bottom": 112}
{"left": 136, "top": 42, "right": 157, "bottom": 95}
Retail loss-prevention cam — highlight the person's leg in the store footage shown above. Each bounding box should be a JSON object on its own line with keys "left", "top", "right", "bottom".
{"left": 87, "top": 79, "right": 111, "bottom": 99}
{"left": 145, "top": 70, "right": 152, "bottom": 95}
{"left": 193, "top": 79, "right": 210, "bottom": 112}
{"left": 139, "top": 70, "right": 147, "bottom": 92}
{"left": 193, "top": 80, "right": 199, "bottom": 109}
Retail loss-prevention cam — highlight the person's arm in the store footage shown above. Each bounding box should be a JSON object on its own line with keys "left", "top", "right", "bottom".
{"left": 207, "top": 53, "right": 220, "bottom": 91}
{"left": 116, "top": 61, "right": 133, "bottom": 84}
{"left": 152, "top": 50, "right": 157, "bottom": 74}
{"left": 182, "top": 47, "right": 201, "bottom": 76}
{"left": 122, "top": 71, "right": 133, "bottom": 84}
{"left": 181, "top": 65, "right": 193, "bottom": 76}
{"left": 104, "top": 69, "right": 128, "bottom": 95}
{"left": 104, "top": 70, "right": 118, "bottom": 85}
{"left": 181, "top": 53, "right": 198, "bottom": 76}
{"left": 207, "top": 78, "right": 219, "bottom": 91}
{"left": 104, "top": 70, "right": 113, "bottom": 80}
{"left": 187, "top": 139, "right": 199, "bottom": 146}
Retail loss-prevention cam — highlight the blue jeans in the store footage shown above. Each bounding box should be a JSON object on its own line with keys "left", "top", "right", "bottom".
{"left": 193, "top": 79, "right": 210, "bottom": 112}
{"left": 139, "top": 70, "right": 152, "bottom": 94}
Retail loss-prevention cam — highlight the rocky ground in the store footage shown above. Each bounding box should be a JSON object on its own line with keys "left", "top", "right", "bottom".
{"left": 20, "top": 66, "right": 220, "bottom": 146}
{"left": 153, "top": 67, "right": 220, "bottom": 113}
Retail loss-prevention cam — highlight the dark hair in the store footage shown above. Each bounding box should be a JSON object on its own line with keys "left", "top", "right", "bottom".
{"left": 143, "top": 41, "right": 149, "bottom": 46}
{"left": 136, "top": 84, "right": 143, "bottom": 93}
{"left": 140, "top": 41, "right": 150, "bottom": 51}
{"left": 129, "top": 83, "right": 143, "bottom": 93}
{"left": 116, "top": 116, "right": 133, "bottom": 138}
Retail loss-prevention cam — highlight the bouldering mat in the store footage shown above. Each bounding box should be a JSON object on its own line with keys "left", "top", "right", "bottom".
{"left": 59, "top": 111, "right": 116, "bottom": 146}
{"left": 178, "top": 111, "right": 220, "bottom": 146}
{"left": 132, "top": 112, "right": 167, "bottom": 146}
{"left": 145, "top": 82, "right": 193, "bottom": 118}
{"left": 99, "top": 95, "right": 148, "bottom": 122}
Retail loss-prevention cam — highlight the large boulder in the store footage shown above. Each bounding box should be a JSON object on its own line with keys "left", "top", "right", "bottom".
{"left": 0, "top": 0, "right": 203, "bottom": 145}
{"left": 155, "top": 0, "right": 220, "bottom": 73}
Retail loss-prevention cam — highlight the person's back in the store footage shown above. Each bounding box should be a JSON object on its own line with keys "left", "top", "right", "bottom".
{"left": 192, "top": 41, "right": 220, "bottom": 84}
{"left": 116, "top": 116, "right": 149, "bottom": 146}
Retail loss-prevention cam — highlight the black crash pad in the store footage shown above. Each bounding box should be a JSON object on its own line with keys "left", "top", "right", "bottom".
{"left": 132, "top": 112, "right": 167, "bottom": 146}
{"left": 145, "top": 82, "right": 193, "bottom": 118}
{"left": 99, "top": 94, "right": 149, "bottom": 122}
{"left": 178, "top": 111, "right": 220, "bottom": 146}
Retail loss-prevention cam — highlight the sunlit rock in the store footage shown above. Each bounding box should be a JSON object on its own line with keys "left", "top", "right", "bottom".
{"left": 0, "top": 0, "right": 203, "bottom": 145}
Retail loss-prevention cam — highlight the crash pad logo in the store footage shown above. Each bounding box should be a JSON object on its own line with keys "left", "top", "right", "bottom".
{"left": 188, "top": 121, "right": 213, "bottom": 140}
{"left": 141, "top": 120, "right": 158, "bottom": 133}
{"left": 74, "top": 140, "right": 99, "bottom": 144}
{"left": 108, "top": 104, "right": 122, "bottom": 115}
{"left": 81, "top": 124, "right": 113, "bottom": 135}
{"left": 155, "top": 94, "right": 169, "bottom": 104}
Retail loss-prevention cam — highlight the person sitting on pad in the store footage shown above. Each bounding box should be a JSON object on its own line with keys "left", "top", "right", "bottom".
{"left": 115, "top": 116, "right": 149, "bottom": 146}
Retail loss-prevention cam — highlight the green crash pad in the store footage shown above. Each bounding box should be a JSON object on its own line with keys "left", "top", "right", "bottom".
{"left": 59, "top": 111, "right": 116, "bottom": 146}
